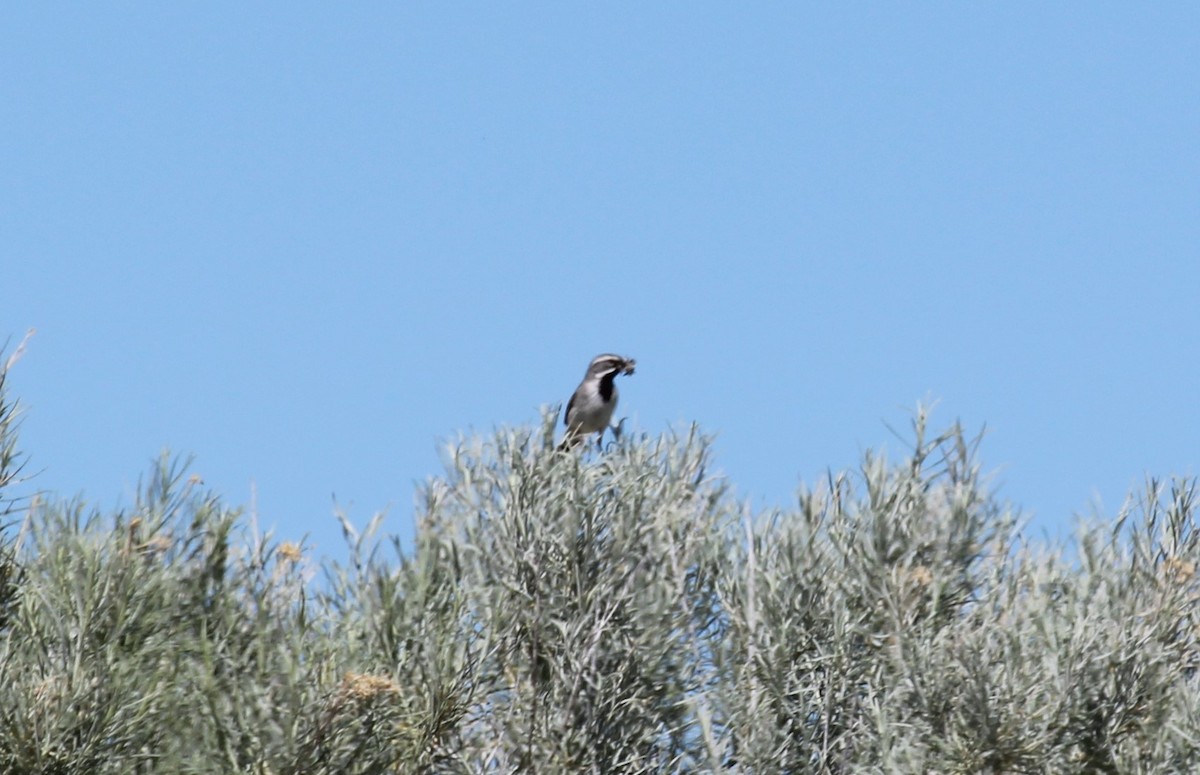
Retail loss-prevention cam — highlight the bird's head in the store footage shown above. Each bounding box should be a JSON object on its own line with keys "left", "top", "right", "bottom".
{"left": 586, "top": 353, "right": 636, "bottom": 379}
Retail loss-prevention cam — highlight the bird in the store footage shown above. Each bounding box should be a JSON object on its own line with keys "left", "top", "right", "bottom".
{"left": 559, "top": 353, "right": 636, "bottom": 450}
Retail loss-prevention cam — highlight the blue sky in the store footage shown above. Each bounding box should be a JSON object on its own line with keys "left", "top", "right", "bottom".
{"left": 3, "top": 4, "right": 1197, "bottom": 557}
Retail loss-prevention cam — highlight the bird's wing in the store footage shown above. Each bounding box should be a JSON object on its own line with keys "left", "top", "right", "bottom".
{"left": 563, "top": 392, "right": 575, "bottom": 428}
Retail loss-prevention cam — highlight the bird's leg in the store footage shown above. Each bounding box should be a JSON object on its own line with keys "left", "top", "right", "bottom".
{"left": 557, "top": 430, "right": 581, "bottom": 452}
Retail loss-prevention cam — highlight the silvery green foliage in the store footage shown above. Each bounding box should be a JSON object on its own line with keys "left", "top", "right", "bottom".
{"left": 0, "top": 369, "right": 1197, "bottom": 773}
{"left": 707, "top": 412, "right": 1200, "bottom": 774}
{"left": 414, "top": 418, "right": 732, "bottom": 772}
{"left": 0, "top": 347, "right": 25, "bottom": 634}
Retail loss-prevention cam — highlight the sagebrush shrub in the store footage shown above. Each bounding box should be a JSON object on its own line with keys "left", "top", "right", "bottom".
{"left": 0, "top": 356, "right": 1197, "bottom": 773}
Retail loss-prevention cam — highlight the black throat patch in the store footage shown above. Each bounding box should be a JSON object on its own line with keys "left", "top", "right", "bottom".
{"left": 599, "top": 370, "right": 617, "bottom": 401}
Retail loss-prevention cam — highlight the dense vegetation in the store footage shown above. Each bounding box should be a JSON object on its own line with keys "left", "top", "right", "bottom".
{"left": 1, "top": 355, "right": 1198, "bottom": 774}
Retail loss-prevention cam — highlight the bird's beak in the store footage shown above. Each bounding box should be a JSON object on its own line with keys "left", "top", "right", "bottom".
{"left": 622, "top": 358, "right": 636, "bottom": 375}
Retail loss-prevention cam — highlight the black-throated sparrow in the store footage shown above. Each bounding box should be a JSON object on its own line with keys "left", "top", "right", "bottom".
{"left": 559, "top": 353, "right": 636, "bottom": 450}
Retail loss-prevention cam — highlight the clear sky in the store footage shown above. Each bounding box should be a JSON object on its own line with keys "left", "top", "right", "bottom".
{"left": 4, "top": 4, "right": 1197, "bottom": 557}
